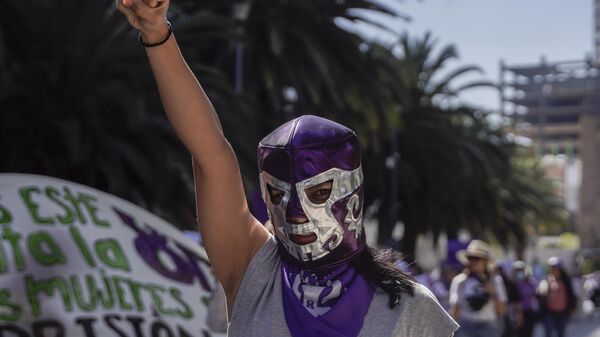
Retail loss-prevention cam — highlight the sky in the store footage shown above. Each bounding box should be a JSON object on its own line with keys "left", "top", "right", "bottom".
{"left": 350, "top": 0, "right": 594, "bottom": 111}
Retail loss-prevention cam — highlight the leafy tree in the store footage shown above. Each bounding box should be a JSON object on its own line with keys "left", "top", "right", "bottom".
{"left": 0, "top": 0, "right": 201, "bottom": 227}
{"left": 172, "top": 0, "right": 414, "bottom": 211}
{"left": 174, "top": 0, "right": 408, "bottom": 142}
{"left": 0, "top": 0, "right": 564, "bottom": 255}
{"left": 0, "top": 0, "right": 410, "bottom": 227}
{"left": 366, "top": 33, "right": 563, "bottom": 258}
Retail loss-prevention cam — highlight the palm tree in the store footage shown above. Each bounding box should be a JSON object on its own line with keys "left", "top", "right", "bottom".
{"left": 1, "top": 0, "right": 563, "bottom": 252}
{"left": 0, "top": 0, "right": 222, "bottom": 228}
{"left": 174, "top": 0, "right": 409, "bottom": 143}
{"left": 0, "top": 0, "right": 408, "bottom": 228}
{"left": 360, "top": 33, "right": 493, "bottom": 253}
{"left": 496, "top": 153, "right": 567, "bottom": 251}
{"left": 170, "top": 0, "right": 414, "bottom": 217}
{"left": 368, "top": 33, "right": 563, "bottom": 258}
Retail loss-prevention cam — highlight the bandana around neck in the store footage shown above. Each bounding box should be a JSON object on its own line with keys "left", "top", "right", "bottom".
{"left": 281, "top": 261, "right": 375, "bottom": 337}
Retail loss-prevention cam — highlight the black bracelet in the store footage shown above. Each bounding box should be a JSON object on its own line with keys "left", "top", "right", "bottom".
{"left": 138, "top": 22, "right": 172, "bottom": 48}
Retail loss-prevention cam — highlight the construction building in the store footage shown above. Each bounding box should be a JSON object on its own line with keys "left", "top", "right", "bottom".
{"left": 499, "top": 0, "right": 600, "bottom": 250}
{"left": 500, "top": 57, "right": 598, "bottom": 155}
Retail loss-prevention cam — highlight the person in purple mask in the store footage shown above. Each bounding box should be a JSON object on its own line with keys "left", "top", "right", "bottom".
{"left": 116, "top": 1, "right": 459, "bottom": 336}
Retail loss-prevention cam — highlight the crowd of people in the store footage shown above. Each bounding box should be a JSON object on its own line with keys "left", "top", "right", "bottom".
{"left": 412, "top": 240, "right": 600, "bottom": 337}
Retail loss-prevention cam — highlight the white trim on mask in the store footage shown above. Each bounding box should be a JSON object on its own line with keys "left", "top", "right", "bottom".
{"left": 259, "top": 167, "right": 363, "bottom": 263}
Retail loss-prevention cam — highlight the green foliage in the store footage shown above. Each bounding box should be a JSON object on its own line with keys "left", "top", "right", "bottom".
{"left": 365, "top": 33, "right": 565, "bottom": 255}
{"left": 0, "top": 0, "right": 566, "bottom": 254}
{"left": 0, "top": 0, "right": 196, "bottom": 228}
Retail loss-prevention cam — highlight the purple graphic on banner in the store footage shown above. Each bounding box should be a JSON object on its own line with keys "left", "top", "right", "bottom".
{"left": 113, "top": 207, "right": 211, "bottom": 291}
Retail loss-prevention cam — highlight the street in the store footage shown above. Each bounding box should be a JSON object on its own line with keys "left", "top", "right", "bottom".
{"left": 533, "top": 314, "right": 600, "bottom": 337}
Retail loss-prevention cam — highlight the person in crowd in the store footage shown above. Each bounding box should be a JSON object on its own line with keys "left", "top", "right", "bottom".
{"left": 449, "top": 240, "right": 507, "bottom": 337}
{"left": 413, "top": 263, "right": 457, "bottom": 311}
{"left": 531, "top": 257, "right": 546, "bottom": 286}
{"left": 511, "top": 261, "right": 538, "bottom": 337}
{"left": 430, "top": 263, "right": 459, "bottom": 310}
{"left": 496, "top": 262, "right": 520, "bottom": 337}
{"left": 570, "top": 268, "right": 583, "bottom": 312}
{"left": 413, "top": 264, "right": 434, "bottom": 289}
{"left": 536, "top": 257, "right": 577, "bottom": 337}
{"left": 582, "top": 270, "right": 600, "bottom": 314}
{"left": 115, "top": 1, "right": 460, "bottom": 336}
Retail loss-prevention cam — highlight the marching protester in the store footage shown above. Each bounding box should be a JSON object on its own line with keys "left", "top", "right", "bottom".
{"left": 114, "top": 0, "right": 459, "bottom": 336}
{"left": 536, "top": 257, "right": 577, "bottom": 337}
{"left": 449, "top": 240, "right": 507, "bottom": 337}
{"left": 496, "top": 262, "right": 520, "bottom": 337}
{"left": 511, "top": 261, "right": 539, "bottom": 337}
{"left": 431, "top": 263, "right": 459, "bottom": 311}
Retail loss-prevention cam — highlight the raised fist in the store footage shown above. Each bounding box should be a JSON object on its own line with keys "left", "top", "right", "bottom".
{"left": 116, "top": 0, "right": 170, "bottom": 42}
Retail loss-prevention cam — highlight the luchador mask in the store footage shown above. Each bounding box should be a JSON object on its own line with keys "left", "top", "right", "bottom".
{"left": 258, "top": 115, "right": 366, "bottom": 270}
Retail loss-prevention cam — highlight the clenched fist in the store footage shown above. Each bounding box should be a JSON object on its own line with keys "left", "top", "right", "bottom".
{"left": 116, "top": 0, "right": 170, "bottom": 43}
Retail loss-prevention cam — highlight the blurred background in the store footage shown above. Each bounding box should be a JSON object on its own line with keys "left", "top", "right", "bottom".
{"left": 1, "top": 0, "right": 599, "bottom": 334}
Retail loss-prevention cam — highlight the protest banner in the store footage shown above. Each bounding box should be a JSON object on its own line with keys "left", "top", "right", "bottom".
{"left": 0, "top": 174, "right": 226, "bottom": 337}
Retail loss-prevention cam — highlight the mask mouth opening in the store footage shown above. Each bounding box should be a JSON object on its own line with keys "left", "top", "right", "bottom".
{"left": 289, "top": 232, "right": 317, "bottom": 245}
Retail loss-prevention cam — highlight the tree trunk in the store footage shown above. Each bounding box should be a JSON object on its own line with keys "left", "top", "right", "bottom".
{"left": 399, "top": 221, "right": 418, "bottom": 263}
{"left": 376, "top": 196, "right": 393, "bottom": 245}
{"left": 446, "top": 227, "right": 458, "bottom": 240}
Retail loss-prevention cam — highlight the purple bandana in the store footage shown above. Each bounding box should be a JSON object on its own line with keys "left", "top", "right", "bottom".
{"left": 281, "top": 261, "right": 375, "bottom": 337}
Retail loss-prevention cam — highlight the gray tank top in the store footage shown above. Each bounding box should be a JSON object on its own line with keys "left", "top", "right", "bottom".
{"left": 228, "top": 237, "right": 459, "bottom": 337}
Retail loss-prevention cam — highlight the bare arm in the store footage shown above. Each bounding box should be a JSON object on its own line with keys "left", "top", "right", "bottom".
{"left": 116, "top": 0, "right": 269, "bottom": 314}
{"left": 493, "top": 296, "right": 507, "bottom": 316}
{"left": 448, "top": 275, "right": 462, "bottom": 321}
{"left": 486, "top": 277, "right": 507, "bottom": 316}
{"left": 449, "top": 304, "right": 460, "bottom": 321}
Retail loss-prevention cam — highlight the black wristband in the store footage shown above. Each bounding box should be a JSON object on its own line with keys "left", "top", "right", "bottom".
{"left": 138, "top": 22, "right": 172, "bottom": 48}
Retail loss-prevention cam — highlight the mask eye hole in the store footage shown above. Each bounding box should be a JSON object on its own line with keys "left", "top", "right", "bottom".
{"left": 305, "top": 180, "right": 333, "bottom": 204}
{"left": 267, "top": 184, "right": 285, "bottom": 205}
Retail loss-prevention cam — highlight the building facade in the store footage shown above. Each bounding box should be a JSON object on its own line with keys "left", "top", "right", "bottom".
{"left": 500, "top": 59, "right": 600, "bottom": 249}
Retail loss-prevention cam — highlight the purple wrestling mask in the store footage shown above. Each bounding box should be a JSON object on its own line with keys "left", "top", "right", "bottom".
{"left": 258, "top": 115, "right": 366, "bottom": 270}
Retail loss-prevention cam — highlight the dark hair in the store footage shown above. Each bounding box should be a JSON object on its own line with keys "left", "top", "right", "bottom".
{"left": 265, "top": 221, "right": 415, "bottom": 308}
{"left": 350, "top": 245, "right": 415, "bottom": 308}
